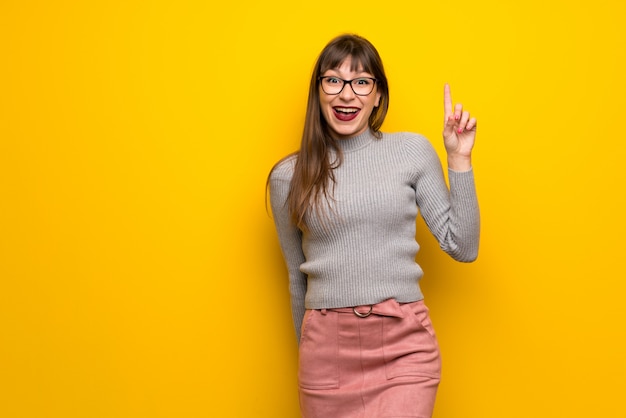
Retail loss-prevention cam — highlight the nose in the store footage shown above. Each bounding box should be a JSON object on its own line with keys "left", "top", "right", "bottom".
{"left": 338, "top": 81, "right": 356, "bottom": 100}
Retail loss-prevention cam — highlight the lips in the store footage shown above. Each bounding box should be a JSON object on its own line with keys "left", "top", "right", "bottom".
{"left": 333, "top": 107, "right": 360, "bottom": 121}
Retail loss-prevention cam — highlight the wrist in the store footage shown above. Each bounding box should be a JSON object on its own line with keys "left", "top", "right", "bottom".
{"left": 447, "top": 154, "right": 472, "bottom": 172}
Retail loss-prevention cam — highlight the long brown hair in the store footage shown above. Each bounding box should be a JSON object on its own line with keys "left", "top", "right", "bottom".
{"left": 272, "top": 34, "right": 390, "bottom": 230}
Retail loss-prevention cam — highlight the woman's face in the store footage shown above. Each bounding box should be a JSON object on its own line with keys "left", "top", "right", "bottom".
{"left": 319, "top": 56, "right": 381, "bottom": 140}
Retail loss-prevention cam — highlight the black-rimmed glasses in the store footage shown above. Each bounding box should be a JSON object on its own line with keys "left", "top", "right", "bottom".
{"left": 319, "top": 76, "right": 377, "bottom": 96}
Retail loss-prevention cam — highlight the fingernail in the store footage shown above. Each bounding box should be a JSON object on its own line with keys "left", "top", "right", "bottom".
{"left": 457, "top": 128, "right": 463, "bottom": 133}
{"left": 455, "top": 115, "right": 459, "bottom": 120}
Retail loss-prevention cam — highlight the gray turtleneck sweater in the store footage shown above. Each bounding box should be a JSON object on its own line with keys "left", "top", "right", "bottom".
{"left": 269, "top": 130, "right": 480, "bottom": 341}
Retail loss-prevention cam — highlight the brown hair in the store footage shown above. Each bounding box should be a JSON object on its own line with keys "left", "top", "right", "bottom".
{"left": 271, "top": 34, "right": 389, "bottom": 230}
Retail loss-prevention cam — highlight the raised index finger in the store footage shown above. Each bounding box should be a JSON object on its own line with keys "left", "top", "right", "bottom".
{"left": 444, "top": 83, "right": 453, "bottom": 119}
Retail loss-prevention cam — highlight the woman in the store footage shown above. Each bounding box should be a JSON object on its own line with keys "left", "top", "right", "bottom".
{"left": 268, "top": 34, "right": 479, "bottom": 418}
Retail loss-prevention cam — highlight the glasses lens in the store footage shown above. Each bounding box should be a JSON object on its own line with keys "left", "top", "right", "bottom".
{"left": 351, "top": 78, "right": 375, "bottom": 95}
{"left": 321, "top": 77, "right": 343, "bottom": 94}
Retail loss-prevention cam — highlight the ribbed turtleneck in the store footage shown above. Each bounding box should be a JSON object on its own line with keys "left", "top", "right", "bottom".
{"left": 269, "top": 131, "right": 480, "bottom": 343}
{"left": 333, "top": 129, "right": 376, "bottom": 153}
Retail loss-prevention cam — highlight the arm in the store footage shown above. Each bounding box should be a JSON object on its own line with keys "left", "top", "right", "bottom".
{"left": 269, "top": 159, "right": 307, "bottom": 344}
{"left": 437, "top": 84, "right": 480, "bottom": 260}
{"left": 408, "top": 84, "right": 480, "bottom": 261}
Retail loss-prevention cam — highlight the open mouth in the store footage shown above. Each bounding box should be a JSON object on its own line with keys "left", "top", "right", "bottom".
{"left": 333, "top": 107, "right": 360, "bottom": 121}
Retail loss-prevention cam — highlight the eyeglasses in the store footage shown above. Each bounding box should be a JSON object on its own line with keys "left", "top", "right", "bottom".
{"left": 319, "top": 76, "right": 377, "bottom": 96}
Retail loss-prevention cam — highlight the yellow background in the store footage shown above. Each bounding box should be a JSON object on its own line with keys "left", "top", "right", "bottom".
{"left": 1, "top": 1, "right": 625, "bottom": 417}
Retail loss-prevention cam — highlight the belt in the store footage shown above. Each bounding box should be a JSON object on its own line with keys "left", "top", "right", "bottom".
{"left": 320, "top": 298, "right": 408, "bottom": 319}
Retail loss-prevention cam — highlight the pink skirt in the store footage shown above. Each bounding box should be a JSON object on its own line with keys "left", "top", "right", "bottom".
{"left": 298, "top": 299, "right": 441, "bottom": 418}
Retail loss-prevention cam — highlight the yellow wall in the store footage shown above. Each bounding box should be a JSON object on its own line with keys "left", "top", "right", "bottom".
{"left": 1, "top": 1, "right": 624, "bottom": 417}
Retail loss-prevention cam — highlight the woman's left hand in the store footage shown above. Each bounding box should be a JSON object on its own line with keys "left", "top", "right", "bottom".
{"left": 442, "top": 84, "right": 476, "bottom": 170}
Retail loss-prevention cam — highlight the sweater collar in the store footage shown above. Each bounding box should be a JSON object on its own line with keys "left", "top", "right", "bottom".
{"left": 334, "top": 129, "right": 377, "bottom": 153}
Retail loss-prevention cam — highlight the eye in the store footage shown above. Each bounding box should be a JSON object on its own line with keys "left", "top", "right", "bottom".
{"left": 324, "top": 77, "right": 341, "bottom": 84}
{"left": 354, "top": 78, "right": 372, "bottom": 86}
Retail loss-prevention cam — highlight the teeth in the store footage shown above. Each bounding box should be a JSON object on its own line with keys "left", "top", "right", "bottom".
{"left": 335, "top": 107, "right": 358, "bottom": 113}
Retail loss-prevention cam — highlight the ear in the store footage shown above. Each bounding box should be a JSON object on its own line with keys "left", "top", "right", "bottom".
{"left": 375, "top": 90, "right": 382, "bottom": 107}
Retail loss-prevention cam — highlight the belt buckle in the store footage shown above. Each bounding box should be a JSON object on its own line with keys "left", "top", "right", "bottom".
{"left": 353, "top": 305, "right": 373, "bottom": 318}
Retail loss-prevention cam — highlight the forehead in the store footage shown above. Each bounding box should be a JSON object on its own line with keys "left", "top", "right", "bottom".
{"left": 321, "top": 54, "right": 371, "bottom": 75}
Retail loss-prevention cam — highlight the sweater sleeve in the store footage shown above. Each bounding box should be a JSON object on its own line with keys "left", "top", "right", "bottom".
{"left": 404, "top": 135, "right": 480, "bottom": 262}
{"left": 268, "top": 157, "right": 307, "bottom": 344}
